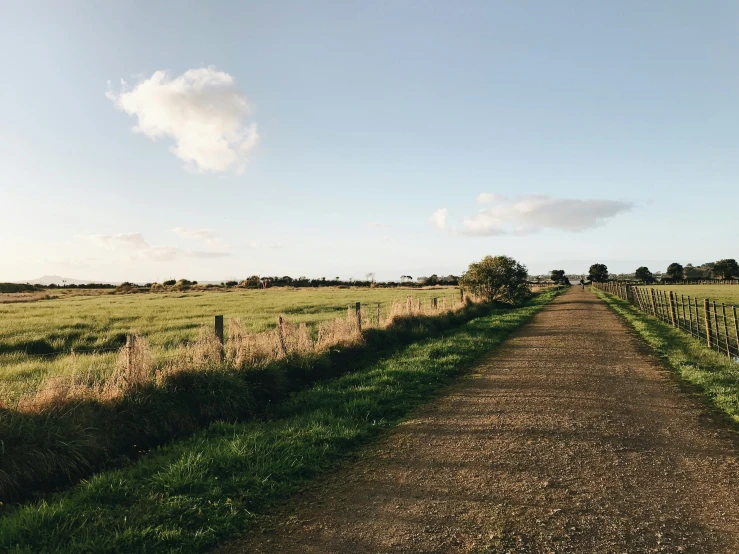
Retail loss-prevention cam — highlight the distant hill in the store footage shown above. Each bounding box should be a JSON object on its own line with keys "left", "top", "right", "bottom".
{"left": 15, "top": 275, "right": 120, "bottom": 286}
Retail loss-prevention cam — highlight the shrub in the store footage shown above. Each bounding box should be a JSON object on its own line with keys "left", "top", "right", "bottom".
{"left": 459, "top": 255, "right": 530, "bottom": 304}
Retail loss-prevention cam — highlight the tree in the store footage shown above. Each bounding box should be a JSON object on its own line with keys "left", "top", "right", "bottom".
{"left": 550, "top": 269, "right": 566, "bottom": 284}
{"left": 666, "top": 263, "right": 684, "bottom": 281}
{"left": 634, "top": 266, "right": 655, "bottom": 283}
{"left": 714, "top": 259, "right": 739, "bottom": 280}
{"left": 588, "top": 263, "right": 609, "bottom": 283}
{"left": 424, "top": 274, "right": 439, "bottom": 286}
{"left": 459, "top": 255, "right": 530, "bottom": 304}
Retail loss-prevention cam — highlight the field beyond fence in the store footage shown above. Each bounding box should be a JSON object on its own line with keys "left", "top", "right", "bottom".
{"left": 593, "top": 282, "right": 739, "bottom": 362}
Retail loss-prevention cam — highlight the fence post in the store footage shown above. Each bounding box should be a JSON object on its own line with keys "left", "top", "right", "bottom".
{"left": 277, "top": 315, "right": 288, "bottom": 357}
{"left": 377, "top": 302, "right": 381, "bottom": 326}
{"left": 650, "top": 288, "right": 658, "bottom": 317}
{"left": 722, "top": 304, "right": 731, "bottom": 359}
{"left": 713, "top": 301, "right": 720, "bottom": 352}
{"left": 214, "top": 315, "right": 224, "bottom": 361}
{"left": 355, "top": 302, "right": 362, "bottom": 333}
{"left": 668, "top": 291, "right": 677, "bottom": 327}
{"left": 460, "top": 288, "right": 464, "bottom": 303}
{"left": 694, "top": 297, "right": 701, "bottom": 341}
{"left": 126, "top": 333, "right": 134, "bottom": 374}
{"left": 687, "top": 296, "right": 693, "bottom": 336}
{"left": 704, "top": 299, "right": 713, "bottom": 349}
{"left": 733, "top": 306, "right": 739, "bottom": 357}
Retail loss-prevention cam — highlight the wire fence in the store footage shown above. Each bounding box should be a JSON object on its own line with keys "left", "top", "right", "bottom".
{"left": 593, "top": 282, "right": 739, "bottom": 362}
{"left": 0, "top": 292, "right": 468, "bottom": 411}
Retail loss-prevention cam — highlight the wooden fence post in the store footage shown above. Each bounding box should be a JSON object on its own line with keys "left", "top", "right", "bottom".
{"left": 704, "top": 299, "right": 713, "bottom": 349}
{"left": 277, "top": 315, "right": 288, "bottom": 357}
{"left": 377, "top": 302, "right": 381, "bottom": 326}
{"left": 355, "top": 302, "right": 362, "bottom": 333}
{"left": 460, "top": 288, "right": 464, "bottom": 303}
{"left": 733, "top": 306, "right": 739, "bottom": 357}
{"left": 214, "top": 315, "right": 224, "bottom": 361}
{"left": 713, "top": 301, "right": 721, "bottom": 352}
{"left": 650, "top": 288, "right": 658, "bottom": 317}
{"left": 668, "top": 291, "right": 677, "bottom": 327}
{"left": 722, "top": 304, "right": 731, "bottom": 359}
{"left": 694, "top": 297, "right": 701, "bottom": 341}
{"left": 687, "top": 296, "right": 693, "bottom": 336}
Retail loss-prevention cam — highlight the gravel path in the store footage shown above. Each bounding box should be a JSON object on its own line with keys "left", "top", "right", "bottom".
{"left": 217, "top": 288, "right": 739, "bottom": 553}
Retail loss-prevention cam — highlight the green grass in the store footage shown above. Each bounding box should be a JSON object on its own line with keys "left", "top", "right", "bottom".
{"left": 0, "top": 289, "right": 561, "bottom": 553}
{"left": 0, "top": 298, "right": 491, "bottom": 502}
{"left": 595, "top": 289, "right": 739, "bottom": 423}
{"left": 640, "top": 284, "right": 739, "bottom": 307}
{"left": 0, "top": 287, "right": 458, "bottom": 387}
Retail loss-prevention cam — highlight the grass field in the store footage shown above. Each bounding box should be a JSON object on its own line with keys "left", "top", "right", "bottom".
{"left": 640, "top": 285, "right": 739, "bottom": 307}
{"left": 0, "top": 287, "right": 458, "bottom": 387}
{"left": 0, "top": 288, "right": 561, "bottom": 553}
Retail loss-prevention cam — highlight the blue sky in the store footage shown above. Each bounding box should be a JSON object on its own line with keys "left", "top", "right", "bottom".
{"left": 1, "top": 1, "right": 737, "bottom": 282}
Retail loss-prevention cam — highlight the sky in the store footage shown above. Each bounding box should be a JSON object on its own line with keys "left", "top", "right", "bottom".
{"left": 1, "top": 0, "right": 737, "bottom": 282}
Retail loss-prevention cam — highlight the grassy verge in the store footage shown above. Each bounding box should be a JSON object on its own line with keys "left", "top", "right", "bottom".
{"left": 594, "top": 289, "right": 739, "bottom": 423}
{"left": 1, "top": 298, "right": 502, "bottom": 502}
{"left": 0, "top": 289, "right": 560, "bottom": 553}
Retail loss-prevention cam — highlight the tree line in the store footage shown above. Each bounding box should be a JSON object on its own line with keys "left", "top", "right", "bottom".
{"left": 580, "top": 259, "right": 739, "bottom": 283}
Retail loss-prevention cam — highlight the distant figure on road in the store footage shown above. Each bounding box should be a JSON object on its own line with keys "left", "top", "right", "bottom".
{"left": 579, "top": 279, "right": 585, "bottom": 290}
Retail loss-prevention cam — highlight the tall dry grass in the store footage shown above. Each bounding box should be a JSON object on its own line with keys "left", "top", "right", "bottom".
{"left": 9, "top": 295, "right": 468, "bottom": 413}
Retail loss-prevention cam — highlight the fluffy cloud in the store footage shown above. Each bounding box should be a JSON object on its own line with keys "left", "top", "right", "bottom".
{"left": 461, "top": 195, "right": 632, "bottom": 236}
{"left": 106, "top": 67, "right": 259, "bottom": 174}
{"left": 428, "top": 208, "right": 448, "bottom": 230}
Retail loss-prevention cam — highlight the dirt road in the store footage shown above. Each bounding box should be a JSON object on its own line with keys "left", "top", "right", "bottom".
{"left": 218, "top": 288, "right": 739, "bottom": 553}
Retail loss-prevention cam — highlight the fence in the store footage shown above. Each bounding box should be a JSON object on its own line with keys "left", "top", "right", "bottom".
{"left": 0, "top": 293, "right": 466, "bottom": 411}
{"left": 592, "top": 282, "right": 739, "bottom": 362}
{"left": 630, "top": 280, "right": 739, "bottom": 286}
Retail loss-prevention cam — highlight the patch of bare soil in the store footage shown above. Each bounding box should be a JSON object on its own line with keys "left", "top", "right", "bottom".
{"left": 216, "top": 288, "right": 739, "bottom": 553}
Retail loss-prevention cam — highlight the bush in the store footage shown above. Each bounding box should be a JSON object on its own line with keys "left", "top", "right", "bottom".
{"left": 459, "top": 255, "right": 530, "bottom": 305}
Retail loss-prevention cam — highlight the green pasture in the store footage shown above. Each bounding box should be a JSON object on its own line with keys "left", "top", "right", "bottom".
{"left": 0, "top": 287, "right": 457, "bottom": 386}
{"left": 638, "top": 284, "right": 739, "bottom": 307}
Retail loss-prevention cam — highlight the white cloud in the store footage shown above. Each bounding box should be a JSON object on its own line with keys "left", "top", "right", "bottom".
{"left": 106, "top": 67, "right": 259, "bottom": 174}
{"left": 476, "top": 193, "right": 507, "bottom": 205}
{"left": 428, "top": 208, "right": 448, "bottom": 230}
{"left": 461, "top": 195, "right": 632, "bottom": 236}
